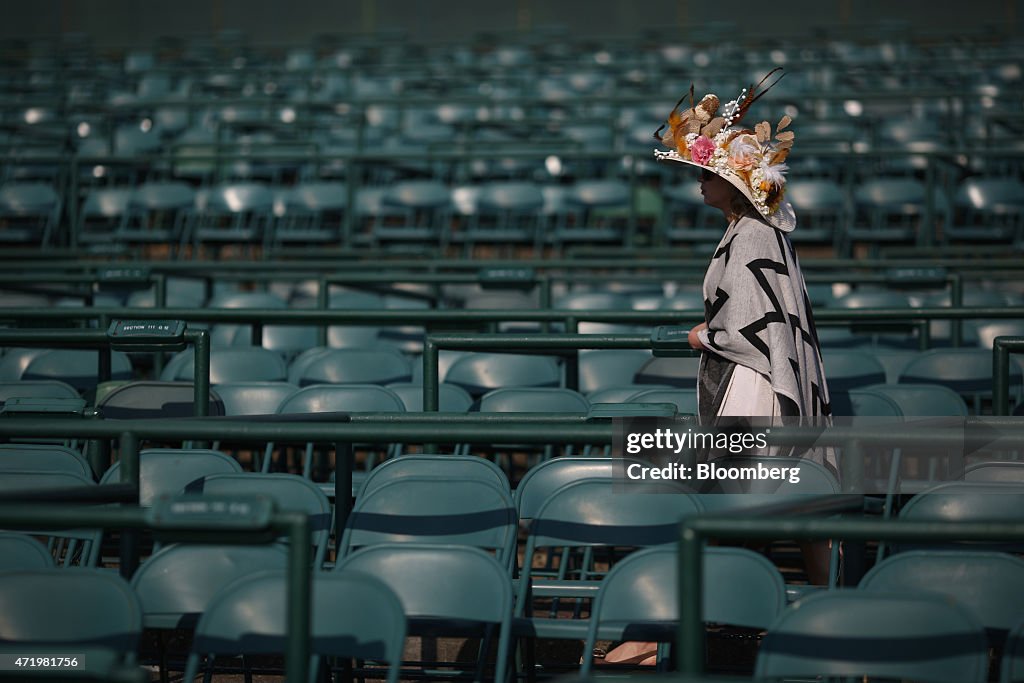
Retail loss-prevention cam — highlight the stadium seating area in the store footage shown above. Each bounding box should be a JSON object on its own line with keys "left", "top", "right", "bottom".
{"left": 1, "top": 20, "right": 1024, "bottom": 683}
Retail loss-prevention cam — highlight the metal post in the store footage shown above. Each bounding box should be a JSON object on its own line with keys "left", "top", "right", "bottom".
{"left": 539, "top": 276, "right": 551, "bottom": 333}
{"left": 98, "top": 313, "right": 112, "bottom": 386}
{"left": 155, "top": 274, "right": 167, "bottom": 309}
{"left": 917, "top": 319, "right": 930, "bottom": 352}
{"left": 84, "top": 408, "right": 109, "bottom": 477}
{"left": 343, "top": 160, "right": 357, "bottom": 248}
{"left": 626, "top": 158, "right": 637, "bottom": 249}
{"left": 118, "top": 430, "right": 141, "bottom": 496}
{"left": 565, "top": 351, "right": 579, "bottom": 391}
{"left": 68, "top": 156, "right": 79, "bottom": 250}
{"left": 283, "top": 513, "right": 311, "bottom": 683}
{"left": 190, "top": 329, "right": 211, "bottom": 417}
{"left": 422, "top": 338, "right": 440, "bottom": 453}
{"left": 335, "top": 441, "right": 353, "bottom": 532}
{"left": 677, "top": 525, "right": 703, "bottom": 675}
{"left": 841, "top": 439, "right": 863, "bottom": 494}
{"left": 118, "top": 430, "right": 140, "bottom": 580}
{"left": 994, "top": 338, "right": 1012, "bottom": 416}
{"left": 154, "top": 274, "right": 168, "bottom": 377}
{"left": 316, "top": 275, "right": 329, "bottom": 347}
{"left": 950, "top": 272, "right": 962, "bottom": 348}
{"left": 423, "top": 338, "right": 439, "bottom": 412}
{"left": 922, "top": 159, "right": 935, "bottom": 247}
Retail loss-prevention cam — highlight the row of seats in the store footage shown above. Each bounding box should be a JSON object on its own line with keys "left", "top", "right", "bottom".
{"left": 6, "top": 448, "right": 1024, "bottom": 564}
{"left": 68, "top": 178, "right": 638, "bottom": 255}
{"left": 0, "top": 375, "right": 976, "bottom": 421}
{"left": 2, "top": 343, "right": 1019, "bottom": 414}
{"left": 5, "top": 549, "right": 1024, "bottom": 681}
{"left": 5, "top": 170, "right": 1023, "bottom": 253}
{"left": 3, "top": 454, "right": 1024, "bottom": 680}
{"left": 5, "top": 35, "right": 1017, "bottom": 149}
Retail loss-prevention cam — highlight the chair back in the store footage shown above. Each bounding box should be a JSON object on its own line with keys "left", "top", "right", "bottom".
{"left": 0, "top": 444, "right": 93, "bottom": 479}
{"left": 335, "top": 544, "right": 512, "bottom": 682}
{"left": 0, "top": 532, "right": 56, "bottom": 570}
{"left": 183, "top": 570, "right": 405, "bottom": 683}
{"left": 339, "top": 476, "right": 517, "bottom": 564}
{"left": 861, "top": 550, "right": 1024, "bottom": 634}
{"left": 479, "top": 387, "right": 589, "bottom": 413}
{"left": 0, "top": 569, "right": 141, "bottom": 671}
{"left": 97, "top": 381, "right": 226, "bottom": 419}
{"left": 755, "top": 591, "right": 989, "bottom": 683}
{"left": 198, "top": 473, "right": 332, "bottom": 565}
{"left": 100, "top": 448, "right": 242, "bottom": 507}
{"left": 358, "top": 455, "right": 509, "bottom": 499}
{"left": 130, "top": 544, "right": 290, "bottom": 628}
{"left": 580, "top": 546, "right": 786, "bottom": 674}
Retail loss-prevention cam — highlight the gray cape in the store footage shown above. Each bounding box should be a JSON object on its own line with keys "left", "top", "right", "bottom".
{"left": 700, "top": 214, "right": 831, "bottom": 418}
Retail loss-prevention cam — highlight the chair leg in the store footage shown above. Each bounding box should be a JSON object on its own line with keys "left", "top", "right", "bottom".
{"left": 158, "top": 631, "right": 169, "bottom": 683}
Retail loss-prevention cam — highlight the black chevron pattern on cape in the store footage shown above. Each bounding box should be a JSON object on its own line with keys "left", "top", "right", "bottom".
{"left": 704, "top": 287, "right": 729, "bottom": 323}
{"left": 713, "top": 233, "right": 739, "bottom": 264}
{"left": 701, "top": 215, "right": 832, "bottom": 420}
{"left": 704, "top": 286, "right": 731, "bottom": 350}
{"left": 738, "top": 257, "right": 789, "bottom": 360}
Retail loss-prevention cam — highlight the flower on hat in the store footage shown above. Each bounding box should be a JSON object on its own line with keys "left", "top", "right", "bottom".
{"left": 690, "top": 135, "right": 716, "bottom": 165}
{"left": 726, "top": 134, "right": 759, "bottom": 172}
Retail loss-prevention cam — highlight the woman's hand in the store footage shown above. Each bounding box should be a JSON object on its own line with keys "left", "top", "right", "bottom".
{"left": 688, "top": 322, "right": 708, "bottom": 350}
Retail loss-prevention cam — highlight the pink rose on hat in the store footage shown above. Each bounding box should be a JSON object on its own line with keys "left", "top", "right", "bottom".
{"left": 690, "top": 135, "right": 716, "bottom": 165}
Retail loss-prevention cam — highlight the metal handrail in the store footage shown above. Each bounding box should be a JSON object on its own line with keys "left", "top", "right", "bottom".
{"left": 994, "top": 336, "right": 1024, "bottom": 416}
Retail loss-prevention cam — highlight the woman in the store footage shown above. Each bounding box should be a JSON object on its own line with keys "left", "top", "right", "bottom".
{"left": 596, "top": 74, "right": 834, "bottom": 669}
{"left": 657, "top": 73, "right": 834, "bottom": 583}
{"left": 653, "top": 71, "right": 831, "bottom": 423}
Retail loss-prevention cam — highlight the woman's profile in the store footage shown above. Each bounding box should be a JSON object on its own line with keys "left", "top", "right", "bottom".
{"left": 598, "top": 71, "right": 834, "bottom": 668}
{"left": 654, "top": 69, "right": 831, "bottom": 423}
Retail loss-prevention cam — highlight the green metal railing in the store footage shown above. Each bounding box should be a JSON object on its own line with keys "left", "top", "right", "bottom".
{"left": 0, "top": 415, "right": 618, "bottom": 534}
{"left": 0, "top": 327, "right": 210, "bottom": 537}
{"left": 0, "top": 271, "right": 165, "bottom": 306}
{"left": 0, "top": 502, "right": 311, "bottom": 683}
{"left": 2, "top": 306, "right": 1020, "bottom": 350}
{"left": 677, "top": 512, "right": 1024, "bottom": 675}
{"left": 4, "top": 413, "right": 1021, "bottom": 522}
{"left": 994, "top": 336, "right": 1024, "bottom": 416}
{"left": 421, "top": 332, "right": 700, "bottom": 411}
{"left": 0, "top": 327, "right": 209, "bottom": 415}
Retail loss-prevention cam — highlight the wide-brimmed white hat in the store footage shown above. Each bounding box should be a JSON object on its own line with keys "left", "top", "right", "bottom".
{"left": 653, "top": 69, "right": 797, "bottom": 233}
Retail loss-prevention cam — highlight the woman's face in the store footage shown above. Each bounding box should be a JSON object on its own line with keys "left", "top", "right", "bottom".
{"left": 699, "top": 170, "right": 736, "bottom": 211}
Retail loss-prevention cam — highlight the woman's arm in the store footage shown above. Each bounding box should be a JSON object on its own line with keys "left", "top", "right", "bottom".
{"left": 688, "top": 321, "right": 708, "bottom": 350}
